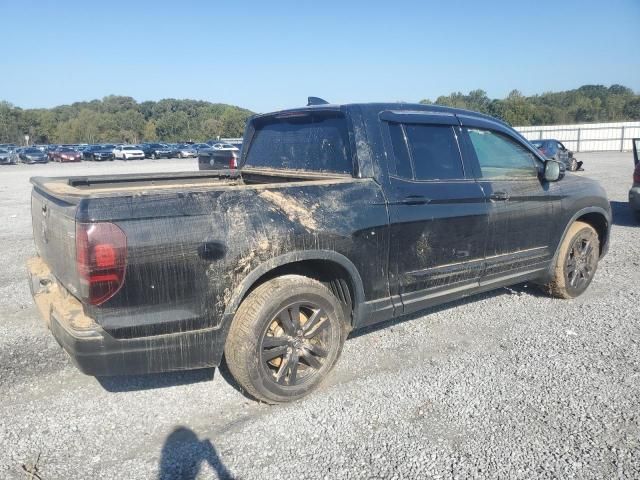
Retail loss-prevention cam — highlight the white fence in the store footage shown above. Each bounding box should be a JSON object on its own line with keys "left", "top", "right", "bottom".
{"left": 514, "top": 121, "right": 640, "bottom": 152}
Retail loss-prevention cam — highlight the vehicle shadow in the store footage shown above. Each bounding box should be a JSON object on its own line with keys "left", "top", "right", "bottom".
{"left": 96, "top": 367, "right": 215, "bottom": 393}
{"left": 610, "top": 200, "right": 638, "bottom": 227}
{"left": 158, "top": 426, "right": 234, "bottom": 480}
{"left": 94, "top": 283, "right": 544, "bottom": 398}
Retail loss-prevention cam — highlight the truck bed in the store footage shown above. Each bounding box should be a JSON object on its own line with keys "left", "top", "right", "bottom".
{"left": 30, "top": 169, "right": 352, "bottom": 199}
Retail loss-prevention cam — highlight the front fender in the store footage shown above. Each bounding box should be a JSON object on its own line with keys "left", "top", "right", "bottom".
{"left": 547, "top": 205, "right": 611, "bottom": 278}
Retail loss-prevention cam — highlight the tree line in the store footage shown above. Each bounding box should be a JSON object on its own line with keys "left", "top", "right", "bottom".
{"left": 420, "top": 84, "right": 640, "bottom": 126}
{"left": 0, "top": 95, "right": 254, "bottom": 145}
{"left": 1, "top": 84, "right": 639, "bottom": 144}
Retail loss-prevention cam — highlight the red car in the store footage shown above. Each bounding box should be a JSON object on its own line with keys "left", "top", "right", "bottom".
{"left": 52, "top": 147, "right": 82, "bottom": 162}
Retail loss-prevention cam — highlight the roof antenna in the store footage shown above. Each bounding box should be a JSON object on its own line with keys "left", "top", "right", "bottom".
{"left": 307, "top": 96, "right": 329, "bottom": 106}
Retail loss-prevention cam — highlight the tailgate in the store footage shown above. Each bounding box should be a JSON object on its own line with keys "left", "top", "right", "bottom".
{"left": 31, "top": 188, "right": 80, "bottom": 298}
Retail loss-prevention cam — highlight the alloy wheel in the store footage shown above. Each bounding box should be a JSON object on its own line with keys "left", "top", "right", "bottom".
{"left": 260, "top": 301, "right": 333, "bottom": 387}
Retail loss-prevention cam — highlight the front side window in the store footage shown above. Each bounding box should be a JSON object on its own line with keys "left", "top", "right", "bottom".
{"left": 466, "top": 128, "right": 537, "bottom": 179}
{"left": 244, "top": 112, "right": 352, "bottom": 173}
{"left": 388, "top": 123, "right": 464, "bottom": 181}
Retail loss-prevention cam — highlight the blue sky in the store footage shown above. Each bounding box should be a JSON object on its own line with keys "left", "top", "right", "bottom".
{"left": 1, "top": 0, "right": 638, "bottom": 112}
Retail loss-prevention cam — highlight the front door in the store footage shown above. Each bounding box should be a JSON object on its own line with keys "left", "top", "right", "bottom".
{"left": 458, "top": 117, "right": 559, "bottom": 283}
{"left": 381, "top": 113, "right": 489, "bottom": 314}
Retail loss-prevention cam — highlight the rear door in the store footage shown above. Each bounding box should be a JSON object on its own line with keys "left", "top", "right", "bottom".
{"left": 381, "top": 111, "right": 489, "bottom": 314}
{"left": 457, "top": 116, "right": 559, "bottom": 283}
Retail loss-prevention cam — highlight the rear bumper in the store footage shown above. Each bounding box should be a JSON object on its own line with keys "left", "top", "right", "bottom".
{"left": 27, "top": 256, "right": 228, "bottom": 376}
{"left": 629, "top": 186, "right": 640, "bottom": 211}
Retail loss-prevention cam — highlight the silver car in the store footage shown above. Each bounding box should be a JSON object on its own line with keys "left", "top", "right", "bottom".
{"left": 175, "top": 144, "right": 198, "bottom": 159}
{"left": 0, "top": 148, "right": 16, "bottom": 165}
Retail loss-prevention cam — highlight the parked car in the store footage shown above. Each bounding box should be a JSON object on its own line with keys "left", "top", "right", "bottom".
{"left": 175, "top": 144, "right": 198, "bottom": 158}
{"left": 52, "top": 147, "right": 82, "bottom": 162}
{"left": 92, "top": 145, "right": 116, "bottom": 161}
{"left": 198, "top": 146, "right": 240, "bottom": 170}
{"left": 0, "top": 148, "right": 15, "bottom": 165}
{"left": 17, "top": 147, "right": 49, "bottom": 164}
{"left": 81, "top": 145, "right": 101, "bottom": 160}
{"left": 113, "top": 145, "right": 145, "bottom": 160}
{"left": 530, "top": 139, "right": 582, "bottom": 171}
{"left": 190, "top": 143, "right": 211, "bottom": 152}
{"left": 209, "top": 142, "right": 239, "bottom": 151}
{"left": 27, "top": 100, "right": 611, "bottom": 404}
{"left": 629, "top": 138, "right": 640, "bottom": 221}
{"left": 140, "top": 143, "right": 176, "bottom": 159}
{"left": 45, "top": 145, "right": 59, "bottom": 160}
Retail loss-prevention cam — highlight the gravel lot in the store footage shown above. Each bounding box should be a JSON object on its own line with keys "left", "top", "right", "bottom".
{"left": 1, "top": 153, "right": 639, "bottom": 479}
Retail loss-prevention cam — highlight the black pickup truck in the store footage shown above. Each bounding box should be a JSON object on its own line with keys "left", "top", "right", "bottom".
{"left": 27, "top": 100, "right": 611, "bottom": 403}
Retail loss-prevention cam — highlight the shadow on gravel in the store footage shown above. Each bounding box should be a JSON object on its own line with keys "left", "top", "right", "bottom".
{"left": 96, "top": 367, "right": 215, "bottom": 393}
{"left": 158, "top": 426, "right": 233, "bottom": 480}
{"left": 96, "top": 283, "right": 544, "bottom": 399}
{"left": 610, "top": 200, "right": 639, "bottom": 227}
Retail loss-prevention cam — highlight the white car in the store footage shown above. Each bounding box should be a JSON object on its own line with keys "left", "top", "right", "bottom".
{"left": 113, "top": 145, "right": 145, "bottom": 160}
{"left": 210, "top": 142, "right": 240, "bottom": 151}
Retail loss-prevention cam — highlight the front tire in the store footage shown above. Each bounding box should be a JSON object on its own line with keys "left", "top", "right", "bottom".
{"left": 569, "top": 158, "right": 578, "bottom": 171}
{"left": 225, "top": 275, "right": 347, "bottom": 404}
{"left": 546, "top": 221, "right": 599, "bottom": 299}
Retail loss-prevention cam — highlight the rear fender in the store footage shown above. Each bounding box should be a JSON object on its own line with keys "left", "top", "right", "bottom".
{"left": 223, "top": 250, "right": 366, "bottom": 324}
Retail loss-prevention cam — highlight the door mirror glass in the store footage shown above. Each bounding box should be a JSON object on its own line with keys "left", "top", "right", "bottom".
{"left": 543, "top": 160, "right": 563, "bottom": 182}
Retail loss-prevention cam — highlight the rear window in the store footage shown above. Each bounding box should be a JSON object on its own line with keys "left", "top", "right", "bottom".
{"left": 244, "top": 111, "right": 352, "bottom": 174}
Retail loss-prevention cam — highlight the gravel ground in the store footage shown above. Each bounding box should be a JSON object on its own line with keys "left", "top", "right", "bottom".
{"left": 0, "top": 153, "right": 639, "bottom": 479}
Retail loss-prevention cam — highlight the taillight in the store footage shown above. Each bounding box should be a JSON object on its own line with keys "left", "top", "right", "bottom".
{"left": 229, "top": 153, "right": 238, "bottom": 169}
{"left": 76, "top": 222, "right": 127, "bottom": 305}
{"left": 634, "top": 164, "right": 640, "bottom": 184}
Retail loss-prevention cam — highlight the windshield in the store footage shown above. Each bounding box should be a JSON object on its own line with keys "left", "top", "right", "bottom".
{"left": 24, "top": 148, "right": 41, "bottom": 154}
{"left": 244, "top": 111, "right": 352, "bottom": 173}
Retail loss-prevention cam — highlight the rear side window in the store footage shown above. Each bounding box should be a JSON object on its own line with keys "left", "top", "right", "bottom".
{"left": 388, "top": 123, "right": 413, "bottom": 179}
{"left": 388, "top": 123, "right": 464, "bottom": 181}
{"left": 244, "top": 112, "right": 352, "bottom": 174}
{"left": 466, "top": 128, "right": 537, "bottom": 179}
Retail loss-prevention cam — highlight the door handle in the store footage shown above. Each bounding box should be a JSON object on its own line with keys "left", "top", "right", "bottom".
{"left": 400, "top": 195, "right": 431, "bottom": 205}
{"left": 490, "top": 191, "right": 510, "bottom": 201}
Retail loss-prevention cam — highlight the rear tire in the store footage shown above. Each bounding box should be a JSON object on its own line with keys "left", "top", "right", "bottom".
{"left": 224, "top": 275, "right": 347, "bottom": 404}
{"left": 546, "top": 221, "right": 599, "bottom": 299}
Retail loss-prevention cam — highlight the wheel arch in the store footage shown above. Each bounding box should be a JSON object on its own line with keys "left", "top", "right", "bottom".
{"left": 555, "top": 207, "right": 611, "bottom": 261}
{"left": 224, "top": 250, "right": 366, "bottom": 328}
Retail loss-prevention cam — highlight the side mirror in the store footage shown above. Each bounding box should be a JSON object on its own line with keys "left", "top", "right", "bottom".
{"left": 543, "top": 160, "right": 564, "bottom": 182}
